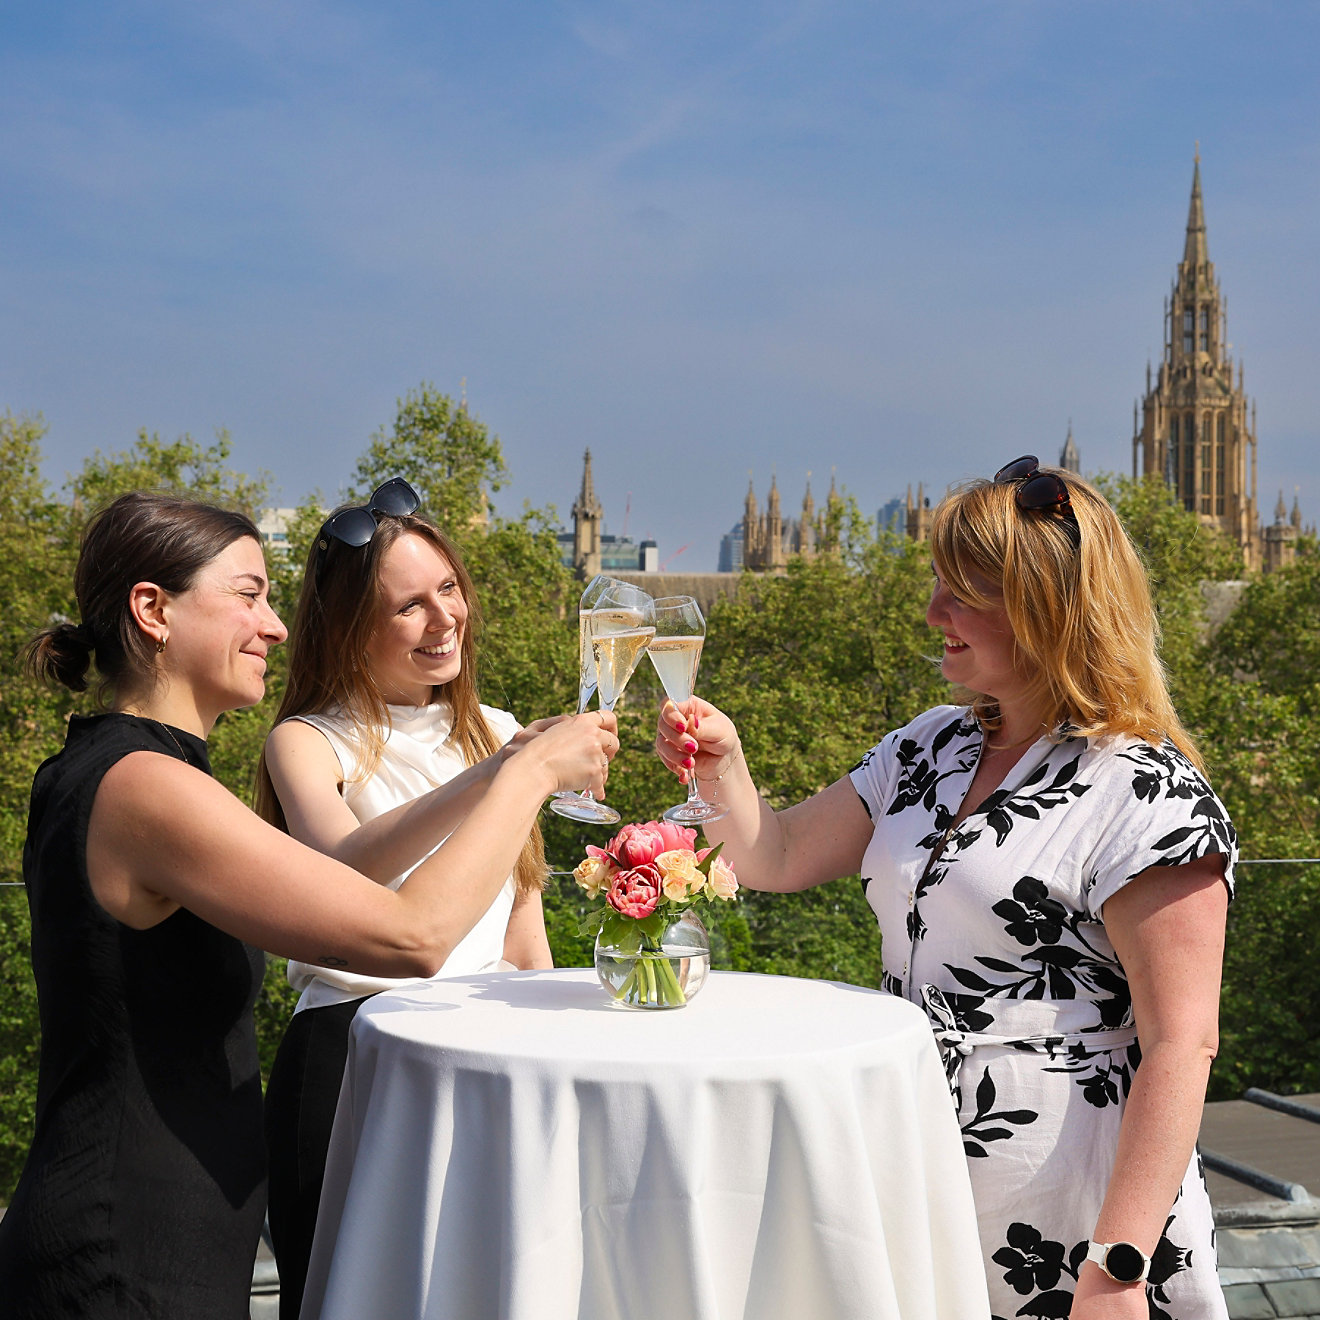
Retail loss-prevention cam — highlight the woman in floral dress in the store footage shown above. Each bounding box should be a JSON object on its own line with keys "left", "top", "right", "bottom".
{"left": 657, "top": 458, "right": 1234, "bottom": 1320}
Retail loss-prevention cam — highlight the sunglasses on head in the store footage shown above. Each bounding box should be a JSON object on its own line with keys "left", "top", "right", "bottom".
{"left": 993, "top": 455, "right": 1080, "bottom": 550}
{"left": 315, "top": 477, "right": 421, "bottom": 577}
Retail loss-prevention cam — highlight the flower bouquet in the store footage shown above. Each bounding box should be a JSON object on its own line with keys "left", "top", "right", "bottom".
{"left": 573, "top": 819, "right": 739, "bottom": 1009}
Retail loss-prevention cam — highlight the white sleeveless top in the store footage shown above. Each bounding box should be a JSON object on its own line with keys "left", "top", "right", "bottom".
{"left": 284, "top": 701, "right": 520, "bottom": 1013}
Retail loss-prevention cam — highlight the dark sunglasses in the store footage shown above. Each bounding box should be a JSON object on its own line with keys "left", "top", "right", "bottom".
{"left": 993, "top": 455, "right": 1080, "bottom": 550}
{"left": 315, "top": 477, "right": 421, "bottom": 576}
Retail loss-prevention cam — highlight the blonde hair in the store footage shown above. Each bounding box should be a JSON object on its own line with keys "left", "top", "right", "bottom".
{"left": 929, "top": 466, "right": 1203, "bottom": 771}
{"left": 254, "top": 510, "right": 547, "bottom": 894}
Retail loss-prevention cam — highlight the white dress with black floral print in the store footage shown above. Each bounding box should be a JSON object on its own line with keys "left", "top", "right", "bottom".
{"left": 849, "top": 705, "right": 1236, "bottom": 1320}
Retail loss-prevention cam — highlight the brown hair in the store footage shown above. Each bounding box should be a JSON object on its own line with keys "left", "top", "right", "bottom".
{"left": 25, "top": 491, "right": 260, "bottom": 703}
{"left": 929, "top": 466, "right": 1203, "bottom": 770}
{"left": 254, "top": 509, "right": 547, "bottom": 894}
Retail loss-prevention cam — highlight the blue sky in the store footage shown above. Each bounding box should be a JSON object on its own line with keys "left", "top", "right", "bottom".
{"left": 3, "top": 0, "right": 1317, "bottom": 569}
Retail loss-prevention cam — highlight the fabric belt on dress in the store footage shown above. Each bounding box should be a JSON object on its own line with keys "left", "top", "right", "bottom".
{"left": 916, "top": 983, "right": 1139, "bottom": 1109}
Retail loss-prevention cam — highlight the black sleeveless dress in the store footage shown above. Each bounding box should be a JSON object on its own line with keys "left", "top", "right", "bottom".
{"left": 0, "top": 713, "right": 267, "bottom": 1318}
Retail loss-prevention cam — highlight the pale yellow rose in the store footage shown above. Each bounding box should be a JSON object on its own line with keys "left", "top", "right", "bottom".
{"left": 654, "top": 849, "right": 703, "bottom": 903}
{"left": 573, "top": 853, "right": 615, "bottom": 899}
{"left": 703, "top": 854, "right": 739, "bottom": 901}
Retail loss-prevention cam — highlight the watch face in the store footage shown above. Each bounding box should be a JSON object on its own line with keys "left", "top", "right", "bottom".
{"left": 1105, "top": 1242, "right": 1146, "bottom": 1283}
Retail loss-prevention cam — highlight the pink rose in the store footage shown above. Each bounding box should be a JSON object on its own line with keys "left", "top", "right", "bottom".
{"left": 609, "top": 819, "right": 698, "bottom": 869}
{"left": 697, "top": 847, "right": 739, "bottom": 901}
{"left": 606, "top": 863, "right": 663, "bottom": 919}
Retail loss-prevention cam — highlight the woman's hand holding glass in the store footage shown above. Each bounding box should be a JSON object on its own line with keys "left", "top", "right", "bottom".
{"left": 507, "top": 710, "right": 619, "bottom": 800}
{"left": 647, "top": 596, "right": 728, "bottom": 823}
{"left": 656, "top": 696, "right": 743, "bottom": 795}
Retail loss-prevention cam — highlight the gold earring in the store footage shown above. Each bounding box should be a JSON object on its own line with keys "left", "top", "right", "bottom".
{"left": 156, "top": 637, "right": 167, "bottom": 654}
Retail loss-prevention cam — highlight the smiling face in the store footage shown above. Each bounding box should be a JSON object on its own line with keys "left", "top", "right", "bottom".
{"left": 162, "top": 536, "right": 287, "bottom": 722}
{"left": 363, "top": 532, "right": 469, "bottom": 706}
{"left": 926, "top": 563, "right": 1036, "bottom": 708}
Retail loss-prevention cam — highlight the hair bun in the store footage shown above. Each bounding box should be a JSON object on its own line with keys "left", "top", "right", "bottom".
{"left": 23, "top": 618, "right": 96, "bottom": 693}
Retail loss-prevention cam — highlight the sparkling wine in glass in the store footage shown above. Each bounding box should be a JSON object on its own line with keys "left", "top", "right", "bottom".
{"left": 648, "top": 596, "right": 727, "bottom": 824}
{"left": 550, "top": 582, "right": 655, "bottom": 825}
{"left": 573, "top": 575, "right": 628, "bottom": 715}
{"left": 552, "top": 576, "right": 629, "bottom": 806}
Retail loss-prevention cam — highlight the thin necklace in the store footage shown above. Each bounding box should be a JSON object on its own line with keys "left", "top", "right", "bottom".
{"left": 152, "top": 719, "right": 191, "bottom": 763}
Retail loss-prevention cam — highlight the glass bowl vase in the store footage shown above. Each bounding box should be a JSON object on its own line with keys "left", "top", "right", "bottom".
{"left": 594, "top": 910, "right": 710, "bottom": 1009}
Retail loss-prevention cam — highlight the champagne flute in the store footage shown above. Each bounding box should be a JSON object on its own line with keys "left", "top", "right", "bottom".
{"left": 551, "top": 575, "right": 630, "bottom": 807}
{"left": 574, "top": 575, "right": 628, "bottom": 715}
{"left": 550, "top": 582, "right": 655, "bottom": 824}
{"left": 648, "top": 596, "right": 727, "bottom": 824}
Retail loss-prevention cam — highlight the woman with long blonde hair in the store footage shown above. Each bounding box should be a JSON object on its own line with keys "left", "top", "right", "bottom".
{"left": 256, "top": 478, "right": 567, "bottom": 1319}
{"left": 658, "top": 459, "right": 1234, "bottom": 1319}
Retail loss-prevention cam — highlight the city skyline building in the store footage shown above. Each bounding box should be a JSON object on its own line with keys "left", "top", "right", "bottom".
{"left": 562, "top": 158, "right": 1307, "bottom": 579}
{"left": 1133, "top": 153, "right": 1263, "bottom": 569}
{"left": 560, "top": 449, "right": 654, "bottom": 576}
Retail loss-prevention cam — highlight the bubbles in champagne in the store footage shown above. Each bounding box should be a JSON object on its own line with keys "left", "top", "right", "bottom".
{"left": 647, "top": 635, "right": 703, "bottom": 703}
{"left": 590, "top": 607, "right": 654, "bottom": 707}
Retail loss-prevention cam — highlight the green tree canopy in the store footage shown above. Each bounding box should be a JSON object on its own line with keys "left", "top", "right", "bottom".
{"left": 349, "top": 384, "right": 508, "bottom": 530}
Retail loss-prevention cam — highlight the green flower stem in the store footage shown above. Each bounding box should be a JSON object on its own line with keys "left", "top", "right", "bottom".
{"left": 616, "top": 944, "right": 688, "bottom": 1007}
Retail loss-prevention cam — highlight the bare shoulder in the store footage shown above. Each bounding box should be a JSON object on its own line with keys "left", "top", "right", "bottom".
{"left": 265, "top": 717, "right": 342, "bottom": 778}
{"left": 97, "top": 747, "right": 238, "bottom": 818}
{"left": 89, "top": 750, "right": 266, "bottom": 926}
{"left": 264, "top": 720, "right": 348, "bottom": 821}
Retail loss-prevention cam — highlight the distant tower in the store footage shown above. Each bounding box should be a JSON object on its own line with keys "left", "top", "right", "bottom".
{"left": 572, "top": 449, "right": 604, "bottom": 580}
{"left": 1133, "top": 153, "right": 1260, "bottom": 569}
{"left": 818, "top": 470, "right": 843, "bottom": 554}
{"left": 742, "top": 476, "right": 762, "bottom": 567}
{"left": 906, "top": 483, "right": 932, "bottom": 542}
{"left": 1059, "top": 423, "right": 1081, "bottom": 474}
{"left": 1262, "top": 490, "right": 1297, "bottom": 573}
{"left": 798, "top": 474, "right": 816, "bottom": 560}
{"left": 764, "top": 473, "right": 786, "bottom": 570}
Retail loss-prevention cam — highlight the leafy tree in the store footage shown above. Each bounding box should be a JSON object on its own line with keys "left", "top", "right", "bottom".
{"left": 4, "top": 405, "right": 1320, "bottom": 1200}
{"left": 0, "top": 414, "right": 79, "bottom": 1195}
{"left": 348, "top": 384, "right": 508, "bottom": 530}
{"left": 1197, "top": 547, "right": 1320, "bottom": 1098}
{"left": 344, "top": 383, "right": 578, "bottom": 720}
{"left": 541, "top": 512, "right": 948, "bottom": 980}
{"left": 1206, "top": 539, "right": 1320, "bottom": 704}
{"left": 68, "top": 429, "right": 268, "bottom": 526}
{"left": 1093, "top": 473, "right": 1244, "bottom": 701}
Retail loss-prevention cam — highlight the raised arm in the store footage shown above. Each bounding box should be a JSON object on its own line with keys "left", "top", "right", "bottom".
{"left": 264, "top": 714, "right": 574, "bottom": 884}
{"left": 88, "top": 712, "right": 617, "bottom": 978}
{"left": 656, "top": 697, "right": 872, "bottom": 892}
{"left": 1070, "top": 855, "right": 1229, "bottom": 1318}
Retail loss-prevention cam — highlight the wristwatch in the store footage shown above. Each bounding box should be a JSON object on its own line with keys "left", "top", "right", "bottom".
{"left": 1086, "top": 1239, "right": 1151, "bottom": 1284}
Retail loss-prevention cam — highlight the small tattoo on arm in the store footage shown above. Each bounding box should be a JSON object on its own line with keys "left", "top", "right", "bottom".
{"left": 318, "top": 955, "right": 350, "bottom": 968}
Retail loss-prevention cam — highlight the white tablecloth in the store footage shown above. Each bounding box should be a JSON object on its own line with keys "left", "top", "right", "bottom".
{"left": 301, "top": 969, "right": 990, "bottom": 1320}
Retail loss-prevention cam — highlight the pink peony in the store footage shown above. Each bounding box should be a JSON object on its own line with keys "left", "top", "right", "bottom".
{"left": 606, "top": 863, "right": 663, "bottom": 919}
{"left": 608, "top": 819, "right": 698, "bottom": 869}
